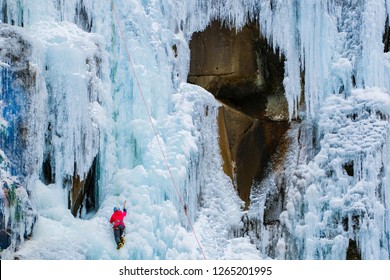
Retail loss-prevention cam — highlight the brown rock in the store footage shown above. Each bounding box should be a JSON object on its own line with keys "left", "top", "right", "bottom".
{"left": 189, "top": 20, "right": 290, "bottom": 208}
{"left": 68, "top": 157, "right": 98, "bottom": 217}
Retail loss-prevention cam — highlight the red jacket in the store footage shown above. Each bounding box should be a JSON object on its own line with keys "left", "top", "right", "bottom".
{"left": 110, "top": 209, "right": 127, "bottom": 228}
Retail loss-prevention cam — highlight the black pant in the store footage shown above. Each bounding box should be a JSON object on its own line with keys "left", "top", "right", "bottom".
{"left": 113, "top": 224, "right": 125, "bottom": 244}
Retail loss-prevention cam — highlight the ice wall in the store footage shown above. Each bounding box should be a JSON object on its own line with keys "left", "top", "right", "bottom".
{"left": 1, "top": 0, "right": 250, "bottom": 259}
{"left": 183, "top": 0, "right": 390, "bottom": 259}
{"left": 1, "top": 1, "right": 389, "bottom": 129}
{"left": 183, "top": 0, "right": 390, "bottom": 118}
{"left": 0, "top": 0, "right": 389, "bottom": 259}
{"left": 0, "top": 2, "right": 109, "bottom": 254}
{"left": 30, "top": 20, "right": 108, "bottom": 187}
{"left": 249, "top": 88, "right": 390, "bottom": 259}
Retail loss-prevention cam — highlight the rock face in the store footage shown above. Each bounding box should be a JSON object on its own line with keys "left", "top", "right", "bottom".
{"left": 0, "top": 25, "right": 41, "bottom": 179}
{"left": 0, "top": 25, "right": 39, "bottom": 251}
{"left": 189, "top": 21, "right": 289, "bottom": 208}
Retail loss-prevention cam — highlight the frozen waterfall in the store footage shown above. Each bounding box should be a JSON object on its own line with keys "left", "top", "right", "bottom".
{"left": 0, "top": 0, "right": 389, "bottom": 260}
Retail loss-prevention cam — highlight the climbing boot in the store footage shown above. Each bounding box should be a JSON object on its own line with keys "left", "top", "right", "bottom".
{"left": 117, "top": 242, "right": 124, "bottom": 250}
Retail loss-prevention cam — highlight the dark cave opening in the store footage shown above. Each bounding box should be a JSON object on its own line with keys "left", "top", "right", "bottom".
{"left": 188, "top": 21, "right": 289, "bottom": 209}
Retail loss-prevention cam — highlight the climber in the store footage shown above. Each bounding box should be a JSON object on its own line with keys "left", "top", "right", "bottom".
{"left": 110, "top": 200, "right": 127, "bottom": 249}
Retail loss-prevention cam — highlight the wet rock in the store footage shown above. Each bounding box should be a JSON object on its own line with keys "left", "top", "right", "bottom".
{"left": 189, "top": 21, "right": 289, "bottom": 208}
{"left": 68, "top": 157, "right": 98, "bottom": 217}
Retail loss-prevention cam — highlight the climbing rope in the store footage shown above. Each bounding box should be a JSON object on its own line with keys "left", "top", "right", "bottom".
{"left": 111, "top": 1, "right": 207, "bottom": 259}
{"left": 111, "top": 6, "right": 121, "bottom": 205}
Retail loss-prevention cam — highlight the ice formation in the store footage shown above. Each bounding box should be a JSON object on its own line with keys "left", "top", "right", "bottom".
{"left": 0, "top": 0, "right": 389, "bottom": 259}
